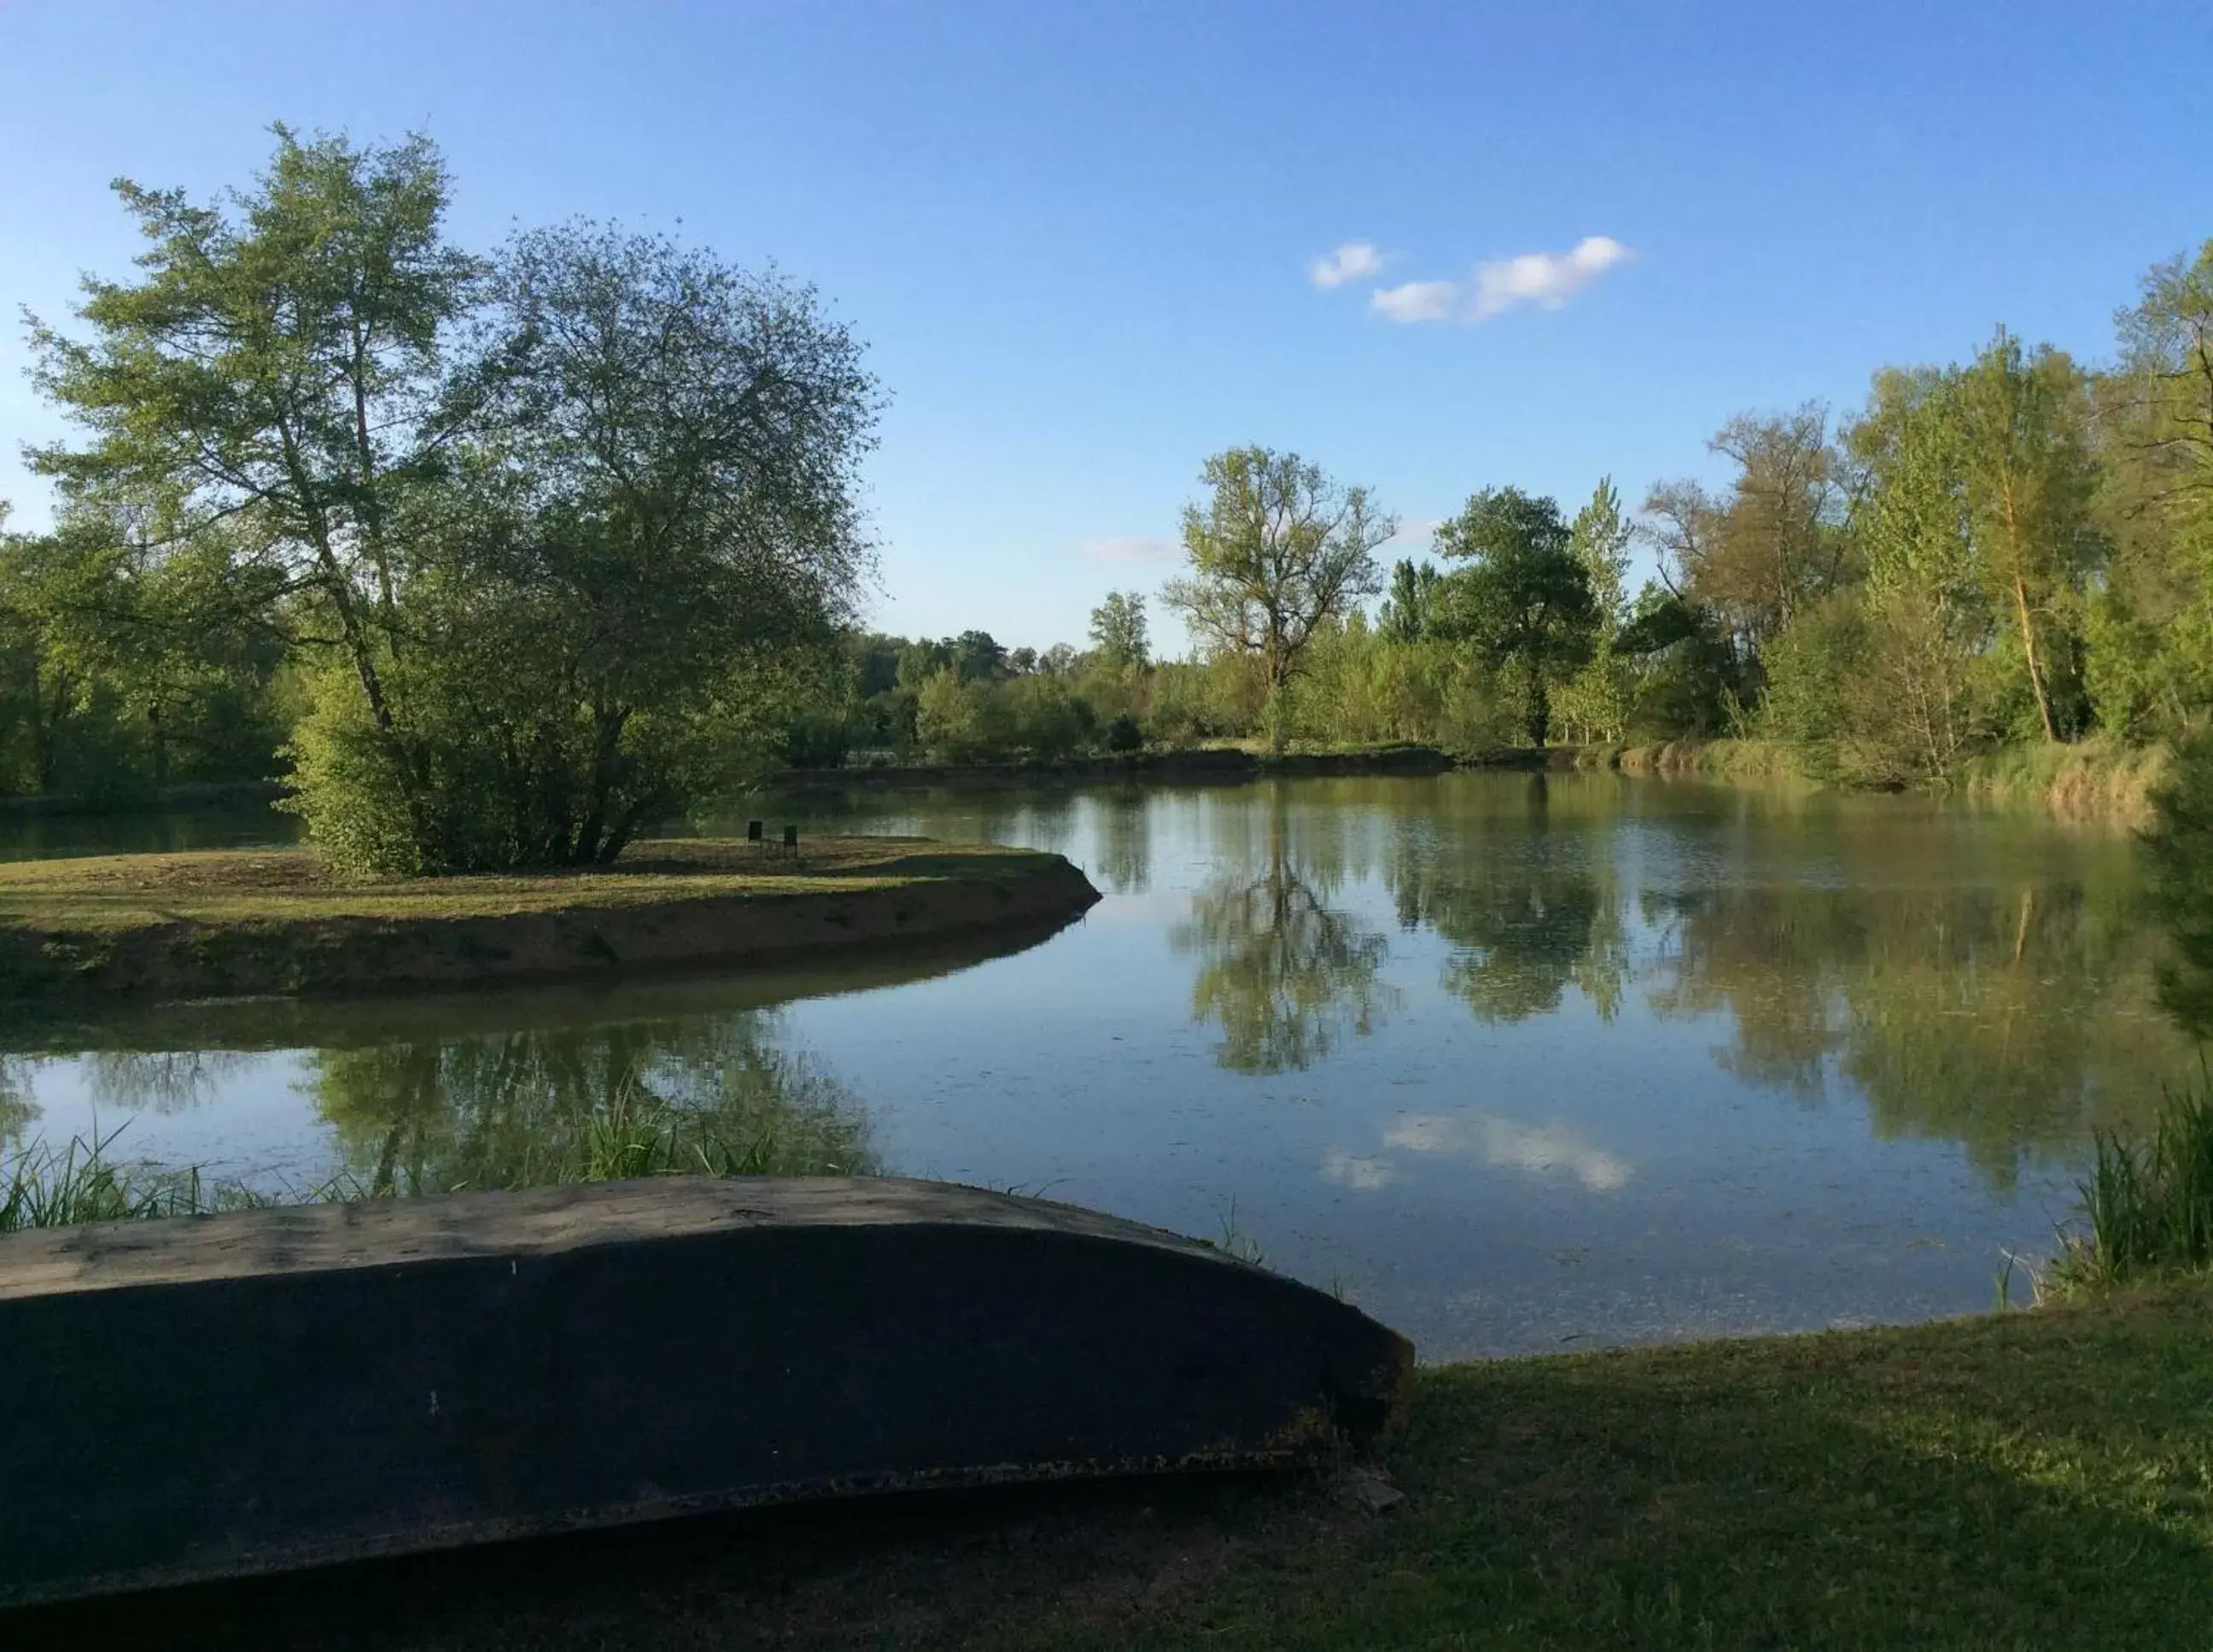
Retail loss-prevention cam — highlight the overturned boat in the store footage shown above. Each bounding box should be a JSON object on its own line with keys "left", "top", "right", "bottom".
{"left": 0, "top": 1176, "right": 1413, "bottom": 1608}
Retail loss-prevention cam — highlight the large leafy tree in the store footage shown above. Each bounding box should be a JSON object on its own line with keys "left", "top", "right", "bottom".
{"left": 27, "top": 127, "right": 481, "bottom": 838}
{"left": 1840, "top": 368, "right": 1995, "bottom": 779}
{"left": 27, "top": 128, "right": 874, "bottom": 872}
{"left": 1163, "top": 447, "right": 1392, "bottom": 751}
{"left": 288, "top": 222, "right": 877, "bottom": 870}
{"left": 1639, "top": 408, "right": 1850, "bottom": 702}
{"left": 1952, "top": 330, "right": 2101, "bottom": 743}
{"left": 2090, "top": 240, "right": 2213, "bottom": 737}
{"left": 1552, "top": 477, "right": 1634, "bottom": 742}
{"left": 1433, "top": 487, "right": 1598, "bottom": 746}
{"left": 1377, "top": 557, "right": 1440, "bottom": 643}
{"left": 1087, "top": 590, "right": 1150, "bottom": 668}
{"left": 2146, "top": 729, "right": 2213, "bottom": 1042}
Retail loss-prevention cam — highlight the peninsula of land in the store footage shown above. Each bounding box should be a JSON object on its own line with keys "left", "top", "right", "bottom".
{"left": 0, "top": 838, "right": 1100, "bottom": 1004}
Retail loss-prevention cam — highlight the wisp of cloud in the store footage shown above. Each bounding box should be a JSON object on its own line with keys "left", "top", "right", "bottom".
{"left": 1358, "top": 236, "right": 1632, "bottom": 324}
{"left": 1307, "top": 241, "right": 1386, "bottom": 289}
{"left": 1469, "top": 236, "right": 1632, "bottom": 319}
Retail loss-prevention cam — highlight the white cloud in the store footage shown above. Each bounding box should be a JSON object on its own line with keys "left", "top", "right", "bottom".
{"left": 1469, "top": 236, "right": 1631, "bottom": 320}
{"left": 1383, "top": 1112, "right": 1633, "bottom": 1194}
{"left": 1361, "top": 236, "right": 1632, "bottom": 326}
{"left": 1307, "top": 241, "right": 1386, "bottom": 289}
{"left": 1369, "top": 279, "right": 1459, "bottom": 324}
{"left": 1078, "top": 535, "right": 1179, "bottom": 563}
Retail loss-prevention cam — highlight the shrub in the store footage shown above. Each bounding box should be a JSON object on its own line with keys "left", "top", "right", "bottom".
{"left": 2147, "top": 726, "right": 2213, "bottom": 1041}
{"left": 2052, "top": 1067, "right": 2213, "bottom": 1293}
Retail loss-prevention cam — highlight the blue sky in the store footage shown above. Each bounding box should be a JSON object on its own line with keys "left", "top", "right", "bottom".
{"left": 2, "top": 0, "right": 2207, "bottom": 654}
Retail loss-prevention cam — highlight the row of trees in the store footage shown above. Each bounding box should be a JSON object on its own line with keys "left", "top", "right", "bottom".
{"left": 855, "top": 236, "right": 2213, "bottom": 776}
{"left": 8, "top": 124, "right": 2208, "bottom": 849}
{"left": 1212, "top": 239, "right": 2213, "bottom": 779}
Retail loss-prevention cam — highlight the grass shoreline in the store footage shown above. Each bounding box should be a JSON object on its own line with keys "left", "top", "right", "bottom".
{"left": 0, "top": 837, "right": 1100, "bottom": 1003}
{"left": 15, "top": 1279, "right": 2211, "bottom": 1649}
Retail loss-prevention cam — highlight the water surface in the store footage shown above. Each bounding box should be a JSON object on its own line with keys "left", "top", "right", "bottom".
{"left": 3, "top": 773, "right": 2190, "bottom": 1360}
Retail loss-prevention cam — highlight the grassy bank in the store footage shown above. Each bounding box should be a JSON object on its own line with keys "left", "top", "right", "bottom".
{"left": 1574, "top": 737, "right": 1804, "bottom": 782}
{"left": 1560, "top": 735, "right": 2171, "bottom": 826}
{"left": 0, "top": 837, "right": 1098, "bottom": 1001}
{"left": 1958, "top": 736, "right": 2172, "bottom": 830}
{"left": 24, "top": 1280, "right": 2212, "bottom": 1650}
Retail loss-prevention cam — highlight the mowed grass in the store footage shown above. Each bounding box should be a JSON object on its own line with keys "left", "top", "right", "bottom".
{"left": 28, "top": 1283, "right": 2213, "bottom": 1651}
{"left": 0, "top": 837, "right": 1055, "bottom": 931}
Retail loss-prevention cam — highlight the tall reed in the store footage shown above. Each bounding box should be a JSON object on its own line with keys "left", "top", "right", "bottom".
{"left": 2052, "top": 1060, "right": 2213, "bottom": 1293}
{"left": 0, "top": 1126, "right": 210, "bottom": 1233}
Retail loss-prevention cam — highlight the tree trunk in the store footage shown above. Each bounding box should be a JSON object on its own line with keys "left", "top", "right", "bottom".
{"left": 2011, "top": 573, "right": 2058, "bottom": 743}
{"left": 1525, "top": 670, "right": 1550, "bottom": 750}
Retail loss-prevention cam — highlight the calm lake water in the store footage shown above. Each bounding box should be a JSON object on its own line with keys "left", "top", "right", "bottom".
{"left": 1, "top": 773, "right": 2193, "bottom": 1361}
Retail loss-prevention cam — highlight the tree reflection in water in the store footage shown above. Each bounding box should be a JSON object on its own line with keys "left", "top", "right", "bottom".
{"left": 308, "top": 1011, "right": 874, "bottom": 1196}
{"left": 0, "top": 1058, "right": 35, "bottom": 1152}
{"left": 1389, "top": 776, "right": 1631, "bottom": 1025}
{"left": 1644, "top": 877, "right": 2187, "bottom": 1189}
{"left": 1173, "top": 801, "right": 1392, "bottom": 1074}
{"left": 1092, "top": 790, "right": 1153, "bottom": 896}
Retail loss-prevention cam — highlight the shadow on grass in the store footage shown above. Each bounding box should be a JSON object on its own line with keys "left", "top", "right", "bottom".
{"left": 11, "top": 1292, "right": 2213, "bottom": 1649}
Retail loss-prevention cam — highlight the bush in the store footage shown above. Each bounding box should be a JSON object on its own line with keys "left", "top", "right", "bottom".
{"left": 914, "top": 668, "right": 999, "bottom": 762}
{"left": 2052, "top": 1069, "right": 2213, "bottom": 1293}
{"left": 2148, "top": 727, "right": 2213, "bottom": 1041}
{"left": 1105, "top": 714, "right": 1144, "bottom": 753}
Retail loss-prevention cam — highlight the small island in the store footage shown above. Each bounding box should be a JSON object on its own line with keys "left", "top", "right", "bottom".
{"left": 0, "top": 838, "right": 1101, "bottom": 1003}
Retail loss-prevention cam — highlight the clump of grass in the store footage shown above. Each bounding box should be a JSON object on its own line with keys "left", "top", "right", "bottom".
{"left": 2051, "top": 1059, "right": 2213, "bottom": 1293}
{"left": 0, "top": 1124, "right": 214, "bottom": 1233}
{"left": 1957, "top": 735, "right": 2169, "bottom": 827}
{"left": 575, "top": 1084, "right": 859, "bottom": 1181}
{"left": 1612, "top": 738, "right": 1801, "bottom": 781}
{"left": 1199, "top": 1194, "right": 1267, "bottom": 1267}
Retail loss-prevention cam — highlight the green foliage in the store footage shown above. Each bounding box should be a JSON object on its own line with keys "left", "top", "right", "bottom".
{"left": 0, "top": 1126, "right": 199, "bottom": 1232}
{"left": 1433, "top": 487, "right": 1598, "bottom": 745}
{"left": 1953, "top": 330, "right": 2102, "bottom": 743}
{"left": 15, "top": 137, "right": 2213, "bottom": 816}
{"left": 1552, "top": 479, "right": 1634, "bottom": 742}
{"left": 1087, "top": 591, "right": 1149, "bottom": 669}
{"left": 27, "top": 127, "right": 477, "bottom": 822}
{"left": 2090, "top": 239, "right": 2213, "bottom": 743}
{"left": 913, "top": 668, "right": 997, "bottom": 761}
{"left": 31, "top": 130, "right": 873, "bottom": 873}
{"left": 1291, "top": 621, "right": 1514, "bottom": 751}
{"left": 1163, "top": 447, "right": 1392, "bottom": 750}
{"left": 2146, "top": 727, "right": 2213, "bottom": 1040}
{"left": 1377, "top": 557, "right": 1440, "bottom": 643}
{"left": 0, "top": 507, "right": 284, "bottom": 801}
{"left": 1641, "top": 406, "right": 1850, "bottom": 673}
{"left": 2051, "top": 1067, "right": 2213, "bottom": 1293}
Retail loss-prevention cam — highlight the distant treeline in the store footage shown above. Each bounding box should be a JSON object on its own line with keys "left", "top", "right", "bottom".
{"left": 801, "top": 238, "right": 2213, "bottom": 779}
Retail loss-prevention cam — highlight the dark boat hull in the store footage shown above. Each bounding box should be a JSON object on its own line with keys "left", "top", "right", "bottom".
{"left": 0, "top": 1176, "right": 1412, "bottom": 1607}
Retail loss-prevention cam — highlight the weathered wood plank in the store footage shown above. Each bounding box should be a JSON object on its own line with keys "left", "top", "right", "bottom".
{"left": 0, "top": 1177, "right": 1413, "bottom": 1608}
